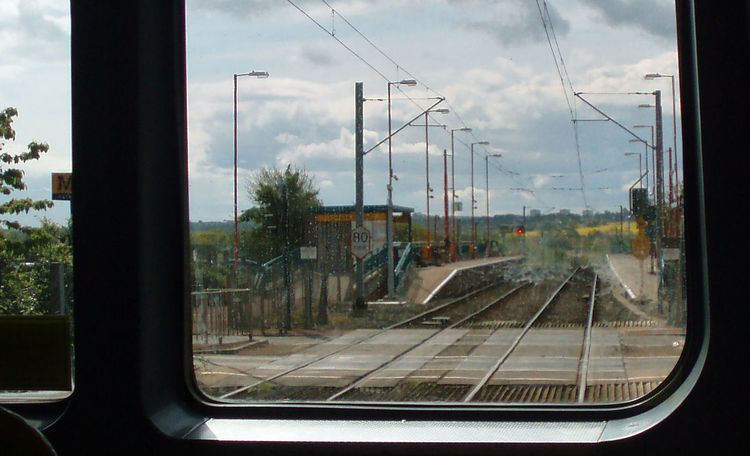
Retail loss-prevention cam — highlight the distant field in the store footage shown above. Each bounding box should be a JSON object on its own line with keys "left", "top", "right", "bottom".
{"left": 576, "top": 222, "right": 637, "bottom": 235}
{"left": 514, "top": 222, "right": 637, "bottom": 238}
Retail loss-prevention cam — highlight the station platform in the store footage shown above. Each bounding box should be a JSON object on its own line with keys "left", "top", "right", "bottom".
{"left": 605, "top": 254, "right": 658, "bottom": 303}
{"left": 404, "top": 256, "right": 518, "bottom": 305}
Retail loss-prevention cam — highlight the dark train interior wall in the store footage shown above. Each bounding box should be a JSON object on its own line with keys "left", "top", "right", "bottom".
{"left": 4, "top": 0, "right": 746, "bottom": 454}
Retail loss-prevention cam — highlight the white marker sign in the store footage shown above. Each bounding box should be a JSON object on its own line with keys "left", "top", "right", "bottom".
{"left": 351, "top": 226, "right": 372, "bottom": 259}
{"left": 300, "top": 246, "right": 317, "bottom": 260}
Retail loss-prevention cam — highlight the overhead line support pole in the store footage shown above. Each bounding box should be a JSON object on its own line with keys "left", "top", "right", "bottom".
{"left": 354, "top": 82, "right": 366, "bottom": 311}
{"left": 443, "top": 149, "right": 449, "bottom": 257}
{"left": 364, "top": 98, "right": 446, "bottom": 155}
{"left": 574, "top": 93, "right": 653, "bottom": 148}
{"left": 483, "top": 153, "right": 501, "bottom": 256}
{"left": 470, "top": 145, "right": 476, "bottom": 258}
{"left": 386, "top": 83, "right": 395, "bottom": 298}
{"left": 233, "top": 74, "right": 239, "bottom": 283}
{"left": 425, "top": 112, "right": 431, "bottom": 251}
{"left": 450, "top": 132, "right": 456, "bottom": 261}
{"left": 655, "top": 91, "right": 665, "bottom": 293}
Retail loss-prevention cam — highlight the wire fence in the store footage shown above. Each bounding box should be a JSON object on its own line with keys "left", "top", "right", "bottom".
{"left": 191, "top": 289, "right": 253, "bottom": 344}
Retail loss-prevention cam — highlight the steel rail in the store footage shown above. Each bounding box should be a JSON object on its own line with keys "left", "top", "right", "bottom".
{"left": 218, "top": 281, "right": 504, "bottom": 400}
{"left": 452, "top": 282, "right": 533, "bottom": 327}
{"left": 388, "top": 282, "right": 496, "bottom": 329}
{"left": 326, "top": 283, "right": 530, "bottom": 401}
{"left": 576, "top": 273, "right": 598, "bottom": 403}
{"left": 462, "top": 268, "right": 581, "bottom": 402}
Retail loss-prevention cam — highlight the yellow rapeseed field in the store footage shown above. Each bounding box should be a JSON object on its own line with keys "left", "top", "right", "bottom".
{"left": 576, "top": 222, "right": 637, "bottom": 236}
{"left": 504, "top": 222, "right": 637, "bottom": 238}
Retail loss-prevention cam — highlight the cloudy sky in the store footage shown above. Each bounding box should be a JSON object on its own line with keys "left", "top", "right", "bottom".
{"left": 1, "top": 0, "right": 680, "bottom": 226}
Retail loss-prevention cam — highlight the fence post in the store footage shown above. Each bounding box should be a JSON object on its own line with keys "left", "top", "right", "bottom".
{"left": 201, "top": 292, "right": 208, "bottom": 345}
{"left": 318, "top": 269, "right": 328, "bottom": 325}
{"left": 245, "top": 290, "right": 253, "bottom": 340}
{"left": 260, "top": 282, "right": 266, "bottom": 335}
{"left": 305, "top": 264, "right": 313, "bottom": 328}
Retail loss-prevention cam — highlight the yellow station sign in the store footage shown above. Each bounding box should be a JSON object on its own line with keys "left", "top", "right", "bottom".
{"left": 51, "top": 172, "right": 72, "bottom": 200}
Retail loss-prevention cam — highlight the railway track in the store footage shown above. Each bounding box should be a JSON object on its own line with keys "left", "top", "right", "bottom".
{"left": 218, "top": 279, "right": 515, "bottom": 400}
{"left": 214, "top": 267, "right": 671, "bottom": 404}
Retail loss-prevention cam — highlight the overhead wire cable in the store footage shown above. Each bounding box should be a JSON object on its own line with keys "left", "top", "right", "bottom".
{"left": 318, "top": 0, "right": 521, "bottom": 181}
{"left": 544, "top": 0, "right": 576, "bottom": 110}
{"left": 285, "top": 0, "right": 390, "bottom": 82}
{"left": 535, "top": 0, "right": 588, "bottom": 209}
{"left": 318, "top": 0, "right": 454, "bottom": 128}
{"left": 318, "top": 0, "right": 493, "bottom": 148}
{"left": 294, "top": 0, "right": 541, "bottom": 207}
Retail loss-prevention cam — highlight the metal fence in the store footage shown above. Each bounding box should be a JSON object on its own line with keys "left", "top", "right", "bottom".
{"left": 191, "top": 289, "right": 253, "bottom": 344}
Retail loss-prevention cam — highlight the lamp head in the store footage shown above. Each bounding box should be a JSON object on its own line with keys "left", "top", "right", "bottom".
{"left": 237, "top": 70, "right": 269, "bottom": 78}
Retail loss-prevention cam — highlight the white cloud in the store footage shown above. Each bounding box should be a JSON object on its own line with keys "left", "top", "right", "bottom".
{"left": 3, "top": 0, "right": 684, "bottom": 224}
{"left": 274, "top": 127, "right": 355, "bottom": 164}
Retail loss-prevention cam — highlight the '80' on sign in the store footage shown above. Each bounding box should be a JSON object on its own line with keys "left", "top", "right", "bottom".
{"left": 351, "top": 226, "right": 371, "bottom": 259}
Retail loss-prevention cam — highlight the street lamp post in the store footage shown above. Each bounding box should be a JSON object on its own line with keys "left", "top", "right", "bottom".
{"left": 450, "top": 127, "right": 471, "bottom": 261}
{"left": 470, "top": 141, "right": 490, "bottom": 259}
{"left": 233, "top": 70, "right": 269, "bottom": 282}
{"left": 386, "top": 79, "right": 417, "bottom": 298}
{"left": 485, "top": 153, "right": 502, "bottom": 256}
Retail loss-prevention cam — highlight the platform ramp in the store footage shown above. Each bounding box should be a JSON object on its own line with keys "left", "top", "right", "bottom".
{"left": 404, "top": 257, "right": 519, "bottom": 305}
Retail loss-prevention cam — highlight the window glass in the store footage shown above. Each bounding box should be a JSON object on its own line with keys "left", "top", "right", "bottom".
{"left": 187, "top": 0, "right": 685, "bottom": 405}
{"left": 0, "top": 0, "right": 73, "bottom": 399}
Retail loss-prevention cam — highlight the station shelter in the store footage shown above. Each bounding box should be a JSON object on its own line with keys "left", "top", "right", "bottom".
{"left": 305, "top": 205, "right": 414, "bottom": 274}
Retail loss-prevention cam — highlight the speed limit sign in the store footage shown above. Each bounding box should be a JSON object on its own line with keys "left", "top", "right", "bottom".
{"left": 351, "top": 226, "right": 372, "bottom": 259}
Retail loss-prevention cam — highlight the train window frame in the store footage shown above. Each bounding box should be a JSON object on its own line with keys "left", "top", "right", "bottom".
{"left": 7, "top": 0, "right": 744, "bottom": 452}
{"left": 182, "top": 0, "right": 703, "bottom": 422}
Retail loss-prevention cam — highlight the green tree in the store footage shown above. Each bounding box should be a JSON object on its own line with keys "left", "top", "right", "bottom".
{"left": 1, "top": 107, "right": 68, "bottom": 315}
{"left": 190, "top": 229, "right": 232, "bottom": 289}
{"left": 1, "top": 107, "right": 54, "bottom": 228}
{"left": 1, "top": 219, "right": 72, "bottom": 315}
{"left": 240, "top": 165, "right": 321, "bottom": 261}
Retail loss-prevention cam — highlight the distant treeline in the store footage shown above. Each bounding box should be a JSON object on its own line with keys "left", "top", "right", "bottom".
{"left": 411, "top": 210, "right": 627, "bottom": 231}
{"left": 190, "top": 220, "right": 254, "bottom": 233}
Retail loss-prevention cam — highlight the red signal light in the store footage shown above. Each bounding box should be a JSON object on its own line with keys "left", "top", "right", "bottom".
{"left": 516, "top": 226, "right": 525, "bottom": 236}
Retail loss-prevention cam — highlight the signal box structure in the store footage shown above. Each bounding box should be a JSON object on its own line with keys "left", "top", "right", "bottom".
{"left": 630, "top": 188, "right": 649, "bottom": 217}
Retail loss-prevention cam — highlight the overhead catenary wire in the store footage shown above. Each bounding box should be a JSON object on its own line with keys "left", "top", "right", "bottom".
{"left": 290, "top": 0, "right": 548, "bottom": 209}
{"left": 544, "top": 0, "right": 576, "bottom": 108}
{"left": 535, "top": 0, "right": 589, "bottom": 209}
{"left": 535, "top": 0, "right": 573, "bottom": 118}
{"left": 319, "top": 0, "right": 477, "bottom": 137}
{"left": 285, "top": 0, "right": 390, "bottom": 82}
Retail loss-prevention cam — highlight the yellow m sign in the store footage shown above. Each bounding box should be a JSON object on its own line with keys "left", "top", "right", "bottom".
{"left": 51, "top": 172, "right": 72, "bottom": 200}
